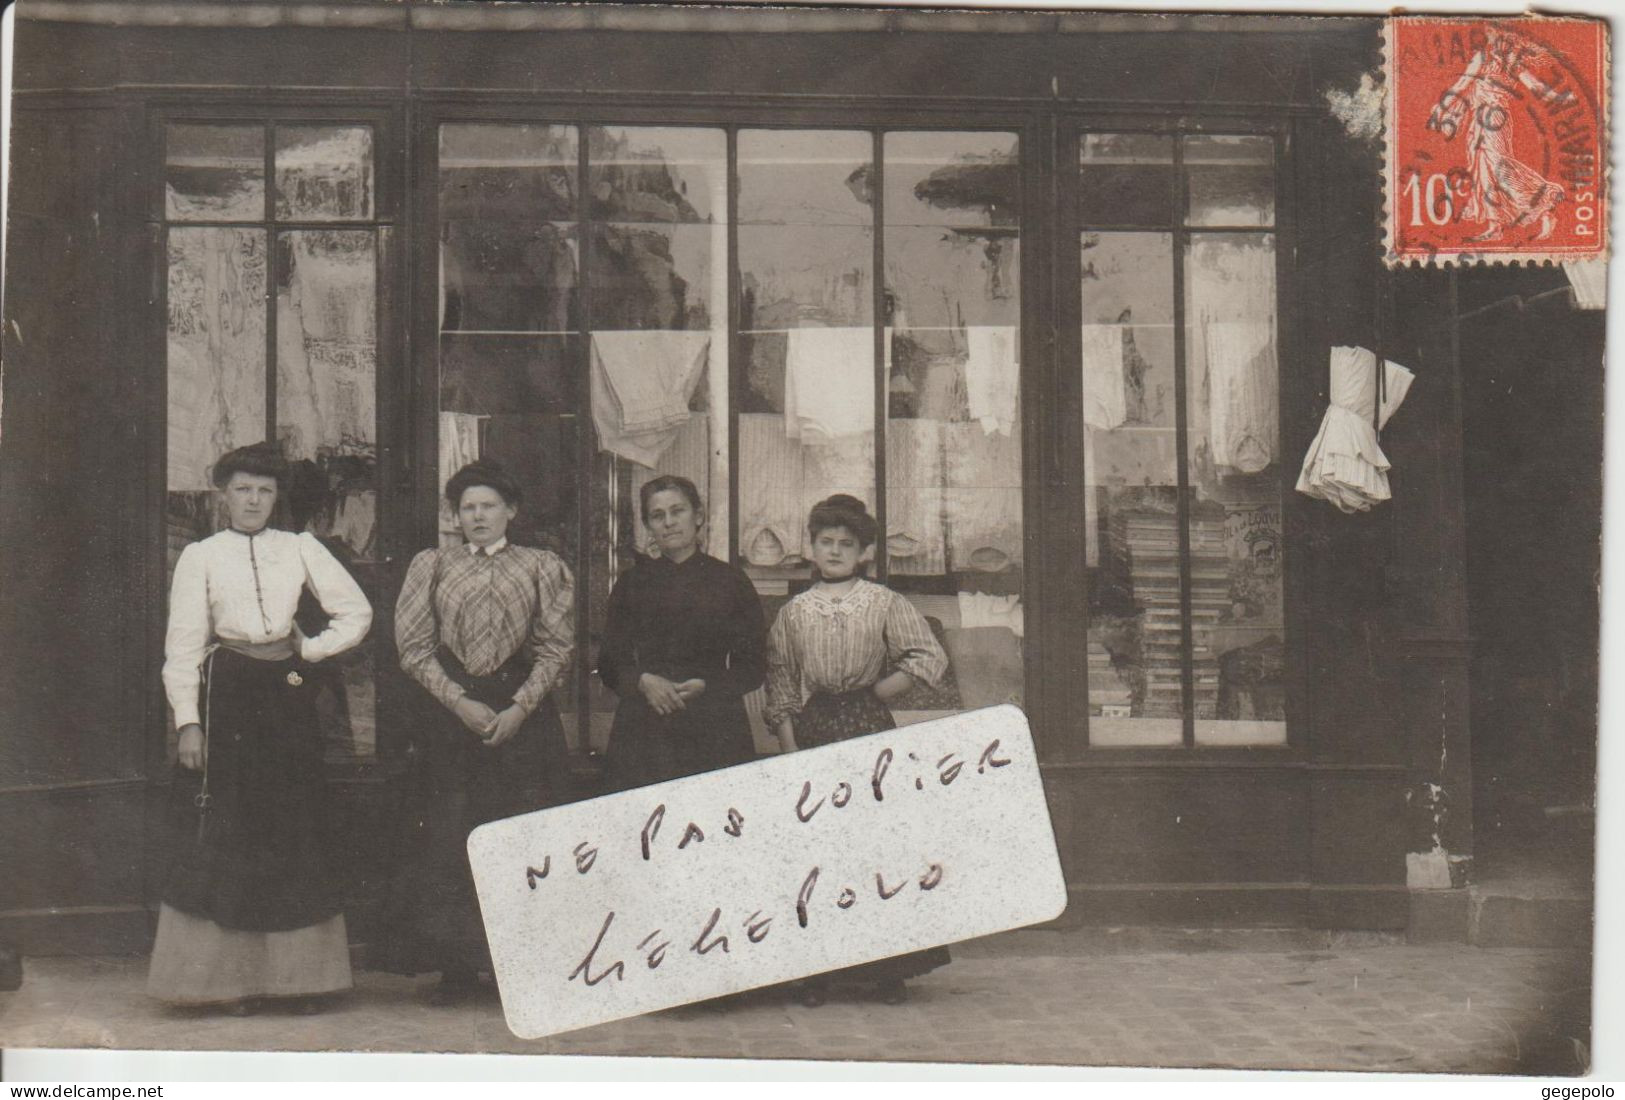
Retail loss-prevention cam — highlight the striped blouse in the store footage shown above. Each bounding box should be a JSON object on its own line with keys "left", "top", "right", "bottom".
{"left": 395, "top": 541, "right": 575, "bottom": 717}
{"left": 765, "top": 579, "right": 948, "bottom": 727}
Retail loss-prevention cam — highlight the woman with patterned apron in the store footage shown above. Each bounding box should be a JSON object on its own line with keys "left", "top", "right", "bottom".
{"left": 765, "top": 494, "right": 951, "bottom": 1006}
{"left": 150, "top": 443, "right": 374, "bottom": 1014}
{"left": 384, "top": 460, "right": 575, "bottom": 1005}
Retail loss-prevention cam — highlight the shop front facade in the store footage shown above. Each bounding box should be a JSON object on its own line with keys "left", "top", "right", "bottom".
{"left": 2, "top": 3, "right": 1504, "bottom": 955}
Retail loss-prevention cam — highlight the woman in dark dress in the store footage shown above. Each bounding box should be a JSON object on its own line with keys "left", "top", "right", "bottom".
{"left": 385, "top": 460, "right": 576, "bottom": 1005}
{"left": 600, "top": 475, "right": 767, "bottom": 792}
{"left": 150, "top": 443, "right": 373, "bottom": 1014}
{"left": 765, "top": 494, "right": 952, "bottom": 1007}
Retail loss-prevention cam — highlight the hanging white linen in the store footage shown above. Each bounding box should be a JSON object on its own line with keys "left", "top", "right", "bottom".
{"left": 590, "top": 331, "right": 710, "bottom": 467}
{"left": 783, "top": 326, "right": 876, "bottom": 441}
{"left": 1295, "top": 345, "right": 1415, "bottom": 514}
{"left": 964, "top": 325, "right": 1020, "bottom": 437}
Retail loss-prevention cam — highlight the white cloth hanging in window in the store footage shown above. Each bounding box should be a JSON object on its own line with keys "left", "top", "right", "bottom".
{"left": 1295, "top": 345, "right": 1415, "bottom": 514}
{"left": 590, "top": 331, "right": 710, "bottom": 467}
{"left": 964, "top": 325, "right": 1020, "bottom": 437}
{"left": 783, "top": 326, "right": 876, "bottom": 440}
{"left": 1202, "top": 319, "right": 1278, "bottom": 474}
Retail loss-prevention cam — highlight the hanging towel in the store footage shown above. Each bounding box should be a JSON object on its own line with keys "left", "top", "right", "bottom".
{"left": 1202, "top": 319, "right": 1279, "bottom": 474}
{"left": 1081, "top": 325, "right": 1128, "bottom": 430}
{"left": 1296, "top": 345, "right": 1415, "bottom": 514}
{"left": 592, "top": 330, "right": 710, "bottom": 435}
{"left": 943, "top": 421, "right": 1021, "bottom": 490}
{"left": 783, "top": 326, "right": 876, "bottom": 441}
{"left": 886, "top": 419, "right": 946, "bottom": 575}
{"left": 591, "top": 330, "right": 710, "bottom": 467}
{"left": 965, "top": 325, "right": 1020, "bottom": 436}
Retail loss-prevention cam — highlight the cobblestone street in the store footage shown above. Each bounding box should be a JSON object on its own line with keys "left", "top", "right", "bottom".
{"left": 0, "top": 932, "right": 1593, "bottom": 1076}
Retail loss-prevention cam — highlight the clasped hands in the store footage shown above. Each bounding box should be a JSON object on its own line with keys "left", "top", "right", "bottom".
{"left": 638, "top": 672, "right": 706, "bottom": 716}
{"left": 454, "top": 696, "right": 527, "bottom": 747}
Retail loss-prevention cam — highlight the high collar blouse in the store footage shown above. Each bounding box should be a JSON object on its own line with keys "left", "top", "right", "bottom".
{"left": 162, "top": 528, "right": 374, "bottom": 729}
{"left": 765, "top": 578, "right": 948, "bottom": 727}
{"left": 598, "top": 552, "right": 767, "bottom": 702}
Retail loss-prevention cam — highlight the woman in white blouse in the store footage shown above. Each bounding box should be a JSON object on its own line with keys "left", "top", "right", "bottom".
{"left": 149, "top": 443, "right": 373, "bottom": 1014}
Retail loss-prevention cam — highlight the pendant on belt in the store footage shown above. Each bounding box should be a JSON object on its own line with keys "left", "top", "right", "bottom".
{"left": 287, "top": 670, "right": 303, "bottom": 686}
{"left": 194, "top": 791, "right": 213, "bottom": 843}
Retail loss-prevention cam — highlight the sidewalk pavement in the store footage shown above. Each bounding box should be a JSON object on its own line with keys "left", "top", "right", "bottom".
{"left": 0, "top": 931, "right": 1592, "bottom": 1075}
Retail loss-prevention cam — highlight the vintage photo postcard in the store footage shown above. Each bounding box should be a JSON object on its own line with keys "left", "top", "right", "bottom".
{"left": 0, "top": 0, "right": 1612, "bottom": 1080}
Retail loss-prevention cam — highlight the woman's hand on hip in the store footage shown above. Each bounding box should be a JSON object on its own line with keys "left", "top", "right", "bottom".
{"left": 177, "top": 724, "right": 206, "bottom": 771}
{"left": 484, "top": 705, "right": 526, "bottom": 748}
{"left": 453, "top": 696, "right": 498, "bottom": 737}
{"left": 638, "top": 673, "right": 687, "bottom": 716}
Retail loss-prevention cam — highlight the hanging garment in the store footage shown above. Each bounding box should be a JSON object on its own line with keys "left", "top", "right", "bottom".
{"left": 783, "top": 327, "right": 876, "bottom": 440}
{"left": 739, "top": 413, "right": 806, "bottom": 567}
{"left": 326, "top": 489, "right": 378, "bottom": 561}
{"left": 964, "top": 325, "right": 1020, "bottom": 436}
{"left": 957, "top": 591, "right": 1024, "bottom": 638}
{"left": 945, "top": 487, "right": 1023, "bottom": 572}
{"left": 590, "top": 331, "right": 710, "bottom": 467}
{"left": 1295, "top": 345, "right": 1415, "bottom": 514}
{"left": 1202, "top": 319, "right": 1279, "bottom": 474}
{"left": 886, "top": 420, "right": 946, "bottom": 576}
{"left": 943, "top": 421, "right": 1022, "bottom": 490}
{"left": 1080, "top": 325, "right": 1129, "bottom": 431}
{"left": 593, "top": 330, "right": 710, "bottom": 434}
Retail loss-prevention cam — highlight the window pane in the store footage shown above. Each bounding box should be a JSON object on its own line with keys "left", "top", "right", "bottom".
{"left": 1080, "top": 231, "right": 1182, "bottom": 747}
{"left": 275, "top": 126, "right": 373, "bottom": 221}
{"left": 588, "top": 126, "right": 723, "bottom": 223}
{"left": 1080, "top": 132, "right": 1174, "bottom": 228}
{"left": 166, "top": 124, "right": 264, "bottom": 221}
{"left": 1186, "top": 234, "right": 1285, "bottom": 746}
{"left": 883, "top": 131, "right": 1019, "bottom": 229}
{"left": 441, "top": 221, "right": 578, "bottom": 333}
{"left": 1185, "top": 134, "right": 1275, "bottom": 227}
{"left": 437, "top": 123, "right": 582, "bottom": 745}
{"left": 738, "top": 130, "right": 872, "bottom": 226}
{"left": 586, "top": 127, "right": 730, "bottom": 754}
{"left": 439, "top": 123, "right": 578, "bottom": 221}
{"left": 884, "top": 131, "right": 1022, "bottom": 724}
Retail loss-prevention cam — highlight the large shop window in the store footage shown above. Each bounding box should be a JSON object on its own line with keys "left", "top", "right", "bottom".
{"left": 1078, "top": 132, "right": 1284, "bottom": 748}
{"left": 436, "top": 124, "right": 1023, "bottom": 754}
{"left": 164, "top": 120, "right": 382, "bottom": 761}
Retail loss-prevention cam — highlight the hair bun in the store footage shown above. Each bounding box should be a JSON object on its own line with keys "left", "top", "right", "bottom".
{"left": 820, "top": 493, "right": 868, "bottom": 514}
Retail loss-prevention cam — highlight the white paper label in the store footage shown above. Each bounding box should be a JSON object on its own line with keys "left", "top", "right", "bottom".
{"left": 468, "top": 704, "right": 1066, "bottom": 1039}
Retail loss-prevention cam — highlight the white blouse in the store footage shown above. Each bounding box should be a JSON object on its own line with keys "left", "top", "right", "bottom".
{"left": 162, "top": 528, "right": 373, "bottom": 729}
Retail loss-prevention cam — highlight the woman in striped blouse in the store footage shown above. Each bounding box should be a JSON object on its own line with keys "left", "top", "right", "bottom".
{"left": 383, "top": 460, "right": 576, "bottom": 1005}
{"left": 765, "top": 493, "right": 951, "bottom": 1006}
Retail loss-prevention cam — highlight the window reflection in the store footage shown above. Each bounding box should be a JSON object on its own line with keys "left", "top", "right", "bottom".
{"left": 1079, "top": 230, "right": 1181, "bottom": 747}
{"left": 166, "top": 125, "right": 264, "bottom": 221}
{"left": 1186, "top": 233, "right": 1284, "bottom": 745}
{"left": 437, "top": 123, "right": 583, "bottom": 743}
{"left": 276, "top": 126, "right": 373, "bottom": 221}
{"left": 1079, "top": 131, "right": 1282, "bottom": 749}
{"left": 885, "top": 131, "right": 1022, "bottom": 723}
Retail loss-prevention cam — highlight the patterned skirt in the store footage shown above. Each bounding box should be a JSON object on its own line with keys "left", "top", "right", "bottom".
{"left": 796, "top": 686, "right": 951, "bottom": 986}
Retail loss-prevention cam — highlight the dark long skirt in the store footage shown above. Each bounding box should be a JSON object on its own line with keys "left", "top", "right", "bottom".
{"left": 603, "top": 691, "right": 757, "bottom": 793}
{"left": 162, "top": 647, "right": 341, "bottom": 932}
{"left": 378, "top": 648, "right": 569, "bottom": 977}
{"left": 797, "top": 688, "right": 952, "bottom": 985}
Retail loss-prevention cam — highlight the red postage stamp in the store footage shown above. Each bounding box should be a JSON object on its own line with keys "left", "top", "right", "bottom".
{"left": 1385, "top": 16, "right": 1609, "bottom": 265}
